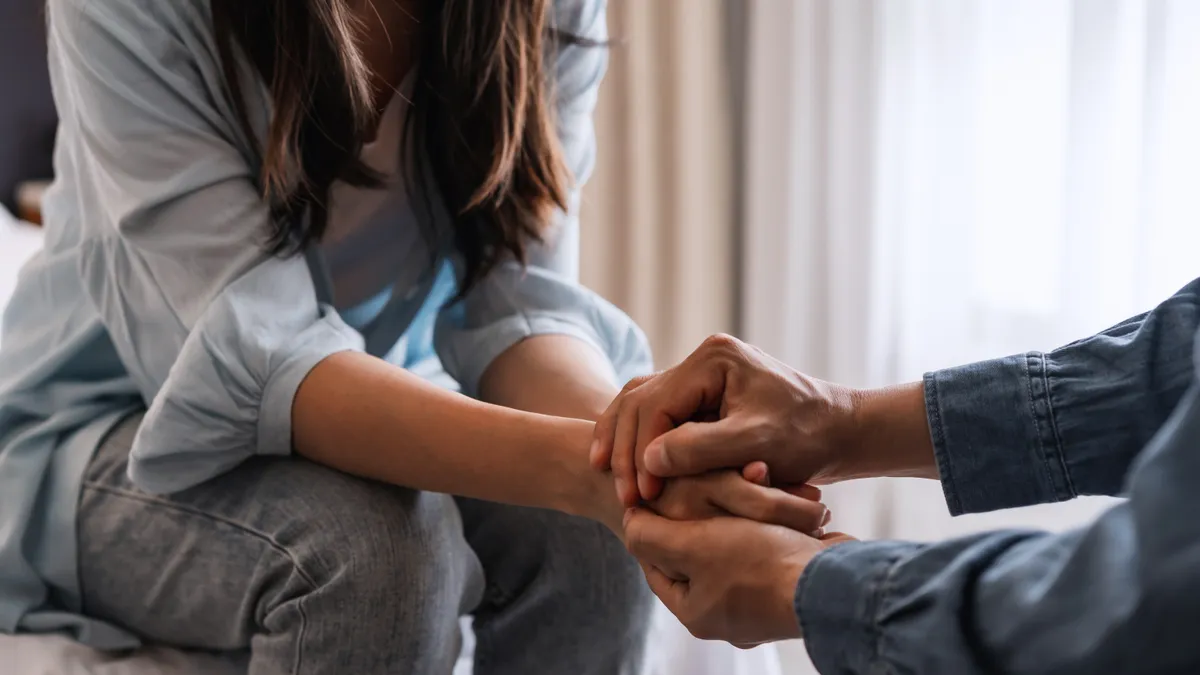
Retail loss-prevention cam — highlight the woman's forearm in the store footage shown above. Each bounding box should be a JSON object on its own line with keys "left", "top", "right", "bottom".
{"left": 293, "top": 351, "right": 619, "bottom": 528}
{"left": 480, "top": 334, "right": 621, "bottom": 421}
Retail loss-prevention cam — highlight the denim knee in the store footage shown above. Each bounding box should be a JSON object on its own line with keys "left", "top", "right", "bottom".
{"left": 463, "top": 501, "right": 652, "bottom": 633}
{"left": 545, "top": 516, "right": 652, "bottom": 631}
{"left": 277, "top": 474, "right": 484, "bottom": 631}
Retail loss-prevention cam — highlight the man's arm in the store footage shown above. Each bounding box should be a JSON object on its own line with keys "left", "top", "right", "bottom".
{"left": 596, "top": 278, "right": 1200, "bottom": 511}
{"left": 922, "top": 277, "right": 1200, "bottom": 515}
{"left": 800, "top": 379, "right": 1200, "bottom": 674}
{"left": 626, "top": 366, "right": 1200, "bottom": 673}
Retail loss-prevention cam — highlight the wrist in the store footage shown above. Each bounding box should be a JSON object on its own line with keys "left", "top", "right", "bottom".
{"left": 840, "top": 382, "right": 938, "bottom": 480}
{"left": 773, "top": 555, "right": 808, "bottom": 641}
{"left": 547, "top": 418, "right": 624, "bottom": 532}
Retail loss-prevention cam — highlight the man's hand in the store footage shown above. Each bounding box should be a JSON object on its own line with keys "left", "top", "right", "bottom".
{"left": 623, "top": 507, "right": 855, "bottom": 648}
{"left": 592, "top": 334, "right": 938, "bottom": 507}
{"left": 592, "top": 334, "right": 855, "bottom": 506}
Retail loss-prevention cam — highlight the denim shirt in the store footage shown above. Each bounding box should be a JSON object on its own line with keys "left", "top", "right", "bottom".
{"left": 0, "top": 0, "right": 649, "bottom": 647}
{"left": 797, "top": 278, "right": 1200, "bottom": 673}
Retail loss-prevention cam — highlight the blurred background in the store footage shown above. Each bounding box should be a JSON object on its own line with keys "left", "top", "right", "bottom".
{"left": 4, "top": 0, "right": 1200, "bottom": 673}
{"left": 580, "top": 0, "right": 1200, "bottom": 671}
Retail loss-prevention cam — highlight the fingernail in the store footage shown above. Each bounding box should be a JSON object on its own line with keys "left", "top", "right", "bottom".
{"left": 822, "top": 508, "right": 832, "bottom": 526}
{"left": 813, "top": 528, "right": 826, "bottom": 538}
{"left": 645, "top": 438, "right": 667, "bottom": 473}
{"left": 588, "top": 439, "right": 601, "bottom": 464}
{"left": 615, "top": 476, "right": 629, "bottom": 505}
{"left": 623, "top": 507, "right": 637, "bottom": 528}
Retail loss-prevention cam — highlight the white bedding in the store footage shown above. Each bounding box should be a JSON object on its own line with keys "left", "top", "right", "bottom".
{"left": 0, "top": 634, "right": 246, "bottom": 675}
{"left": 0, "top": 629, "right": 479, "bottom": 675}
{"left": 1, "top": 612, "right": 776, "bottom": 675}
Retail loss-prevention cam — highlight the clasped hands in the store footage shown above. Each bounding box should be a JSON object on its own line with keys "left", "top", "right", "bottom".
{"left": 588, "top": 335, "right": 932, "bottom": 648}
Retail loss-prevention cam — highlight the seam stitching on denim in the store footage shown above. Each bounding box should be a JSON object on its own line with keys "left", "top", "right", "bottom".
{"left": 80, "top": 481, "right": 321, "bottom": 592}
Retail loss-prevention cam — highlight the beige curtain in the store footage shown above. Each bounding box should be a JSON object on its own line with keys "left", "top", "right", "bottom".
{"left": 579, "top": 0, "right": 737, "bottom": 367}
{"left": 580, "top": 5, "right": 782, "bottom": 671}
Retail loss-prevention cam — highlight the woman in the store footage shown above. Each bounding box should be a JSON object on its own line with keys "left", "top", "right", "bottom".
{"left": 0, "top": 0, "right": 827, "bottom": 672}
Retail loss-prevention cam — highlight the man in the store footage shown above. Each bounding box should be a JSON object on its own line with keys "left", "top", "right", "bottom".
{"left": 593, "top": 279, "right": 1200, "bottom": 673}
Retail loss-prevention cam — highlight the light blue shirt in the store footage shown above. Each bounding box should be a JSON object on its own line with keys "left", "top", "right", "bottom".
{"left": 0, "top": 0, "right": 648, "bottom": 646}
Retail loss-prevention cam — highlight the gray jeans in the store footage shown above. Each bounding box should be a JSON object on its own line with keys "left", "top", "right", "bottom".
{"left": 77, "top": 414, "right": 651, "bottom": 674}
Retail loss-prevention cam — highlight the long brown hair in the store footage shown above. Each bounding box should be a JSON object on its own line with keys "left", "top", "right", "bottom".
{"left": 211, "top": 0, "right": 582, "bottom": 295}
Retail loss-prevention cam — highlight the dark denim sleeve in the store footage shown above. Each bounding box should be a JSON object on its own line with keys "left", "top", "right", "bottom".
{"left": 799, "top": 376, "right": 1200, "bottom": 674}
{"left": 924, "top": 278, "right": 1200, "bottom": 515}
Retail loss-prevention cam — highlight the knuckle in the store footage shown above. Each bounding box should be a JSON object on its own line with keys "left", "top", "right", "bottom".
{"left": 620, "top": 374, "right": 649, "bottom": 395}
{"left": 622, "top": 387, "right": 648, "bottom": 411}
{"left": 610, "top": 399, "right": 636, "bottom": 427}
{"left": 701, "top": 333, "right": 741, "bottom": 354}
{"left": 614, "top": 394, "right": 631, "bottom": 416}
{"left": 699, "top": 334, "right": 760, "bottom": 374}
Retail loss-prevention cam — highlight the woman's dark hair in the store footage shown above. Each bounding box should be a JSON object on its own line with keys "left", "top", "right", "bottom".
{"left": 211, "top": 0, "right": 582, "bottom": 295}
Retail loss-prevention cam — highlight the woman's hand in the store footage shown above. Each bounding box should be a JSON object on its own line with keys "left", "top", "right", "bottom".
{"left": 649, "top": 470, "right": 830, "bottom": 536}
{"left": 574, "top": 457, "right": 829, "bottom": 541}
{"left": 591, "top": 334, "right": 939, "bottom": 507}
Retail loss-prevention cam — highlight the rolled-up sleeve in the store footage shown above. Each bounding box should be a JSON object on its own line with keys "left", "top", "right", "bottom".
{"left": 435, "top": 0, "right": 653, "bottom": 397}
{"left": 924, "top": 277, "right": 1200, "bottom": 515}
{"left": 52, "top": 0, "right": 362, "bottom": 494}
{"left": 800, "top": 375, "right": 1200, "bottom": 675}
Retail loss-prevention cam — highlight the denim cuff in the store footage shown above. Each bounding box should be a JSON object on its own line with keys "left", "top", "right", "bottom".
{"left": 797, "top": 540, "right": 921, "bottom": 673}
{"left": 924, "top": 353, "right": 1075, "bottom": 515}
